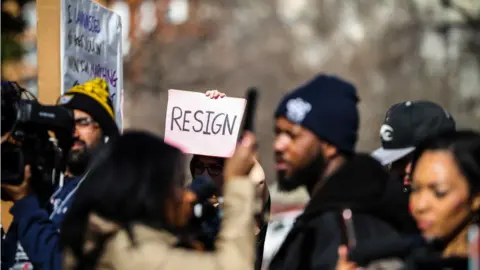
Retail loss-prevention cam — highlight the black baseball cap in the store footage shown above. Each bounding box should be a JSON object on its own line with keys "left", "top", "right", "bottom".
{"left": 372, "top": 100, "right": 456, "bottom": 165}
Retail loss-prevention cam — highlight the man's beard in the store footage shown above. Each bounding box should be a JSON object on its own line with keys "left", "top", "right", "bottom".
{"left": 277, "top": 152, "right": 326, "bottom": 193}
{"left": 67, "top": 141, "right": 92, "bottom": 177}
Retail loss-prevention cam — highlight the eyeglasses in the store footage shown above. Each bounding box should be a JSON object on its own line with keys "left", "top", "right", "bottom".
{"left": 74, "top": 117, "right": 97, "bottom": 128}
{"left": 194, "top": 163, "right": 223, "bottom": 177}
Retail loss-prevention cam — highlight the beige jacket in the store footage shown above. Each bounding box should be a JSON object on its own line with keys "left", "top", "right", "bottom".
{"left": 64, "top": 178, "right": 256, "bottom": 270}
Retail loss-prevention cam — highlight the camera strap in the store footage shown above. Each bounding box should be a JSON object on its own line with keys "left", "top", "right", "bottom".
{"left": 48, "top": 174, "right": 65, "bottom": 200}
{"left": 49, "top": 171, "right": 88, "bottom": 220}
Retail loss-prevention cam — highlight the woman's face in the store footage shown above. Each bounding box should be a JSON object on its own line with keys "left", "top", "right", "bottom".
{"left": 410, "top": 150, "right": 479, "bottom": 239}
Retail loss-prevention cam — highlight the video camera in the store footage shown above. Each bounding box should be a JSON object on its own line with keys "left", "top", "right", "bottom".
{"left": 1, "top": 81, "right": 74, "bottom": 203}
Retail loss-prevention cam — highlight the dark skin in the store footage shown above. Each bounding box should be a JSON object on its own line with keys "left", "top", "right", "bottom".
{"left": 410, "top": 150, "right": 480, "bottom": 257}
{"left": 336, "top": 150, "right": 480, "bottom": 268}
{"left": 273, "top": 117, "right": 345, "bottom": 196}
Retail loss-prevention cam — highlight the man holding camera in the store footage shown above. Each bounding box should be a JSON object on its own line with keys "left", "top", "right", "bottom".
{"left": 2, "top": 78, "right": 119, "bottom": 270}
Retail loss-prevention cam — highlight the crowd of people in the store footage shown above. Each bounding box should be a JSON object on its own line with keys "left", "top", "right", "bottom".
{"left": 1, "top": 74, "right": 479, "bottom": 270}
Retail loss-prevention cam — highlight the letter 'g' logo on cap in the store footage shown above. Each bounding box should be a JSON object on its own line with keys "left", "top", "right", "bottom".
{"left": 286, "top": 98, "right": 312, "bottom": 123}
{"left": 380, "top": 124, "right": 394, "bottom": 142}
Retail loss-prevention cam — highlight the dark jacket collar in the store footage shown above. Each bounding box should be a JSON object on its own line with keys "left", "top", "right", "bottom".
{"left": 300, "top": 153, "right": 414, "bottom": 232}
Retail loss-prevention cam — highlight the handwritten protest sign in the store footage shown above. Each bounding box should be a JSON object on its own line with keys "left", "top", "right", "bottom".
{"left": 164, "top": 90, "right": 246, "bottom": 157}
{"left": 60, "top": 0, "right": 123, "bottom": 130}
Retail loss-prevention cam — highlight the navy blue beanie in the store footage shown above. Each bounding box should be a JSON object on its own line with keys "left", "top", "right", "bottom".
{"left": 275, "top": 74, "right": 360, "bottom": 154}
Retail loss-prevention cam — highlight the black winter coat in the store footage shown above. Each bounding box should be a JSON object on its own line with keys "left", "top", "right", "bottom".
{"left": 268, "top": 154, "right": 417, "bottom": 270}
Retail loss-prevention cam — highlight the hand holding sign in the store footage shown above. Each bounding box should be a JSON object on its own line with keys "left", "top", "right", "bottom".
{"left": 164, "top": 90, "right": 246, "bottom": 157}
{"left": 205, "top": 90, "right": 226, "bottom": 99}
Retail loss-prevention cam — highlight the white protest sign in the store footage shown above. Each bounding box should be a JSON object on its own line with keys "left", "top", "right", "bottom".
{"left": 164, "top": 90, "right": 246, "bottom": 157}
{"left": 60, "top": 0, "right": 123, "bottom": 130}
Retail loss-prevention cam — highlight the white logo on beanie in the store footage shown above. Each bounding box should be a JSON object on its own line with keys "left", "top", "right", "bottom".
{"left": 380, "top": 124, "right": 394, "bottom": 142}
{"left": 286, "top": 98, "right": 312, "bottom": 123}
{"left": 58, "top": 95, "right": 73, "bottom": 105}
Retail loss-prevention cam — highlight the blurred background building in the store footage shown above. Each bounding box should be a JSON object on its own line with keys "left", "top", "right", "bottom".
{"left": 2, "top": 0, "right": 480, "bottom": 222}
